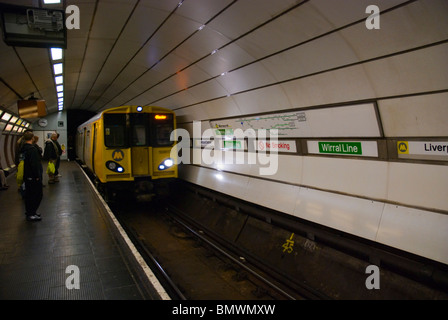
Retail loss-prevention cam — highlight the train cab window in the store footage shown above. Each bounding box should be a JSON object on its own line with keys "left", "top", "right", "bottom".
{"left": 155, "top": 124, "right": 173, "bottom": 146}
{"left": 130, "top": 113, "right": 149, "bottom": 146}
{"left": 151, "top": 114, "right": 174, "bottom": 147}
{"left": 104, "top": 113, "right": 128, "bottom": 148}
{"left": 132, "top": 125, "right": 147, "bottom": 146}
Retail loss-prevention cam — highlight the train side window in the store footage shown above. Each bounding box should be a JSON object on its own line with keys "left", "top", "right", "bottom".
{"left": 104, "top": 113, "right": 128, "bottom": 148}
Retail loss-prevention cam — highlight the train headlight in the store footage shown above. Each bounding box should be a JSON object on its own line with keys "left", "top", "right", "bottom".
{"left": 137, "top": 106, "right": 143, "bottom": 112}
{"left": 106, "top": 161, "right": 125, "bottom": 173}
{"left": 158, "top": 158, "right": 174, "bottom": 170}
{"left": 164, "top": 159, "right": 174, "bottom": 167}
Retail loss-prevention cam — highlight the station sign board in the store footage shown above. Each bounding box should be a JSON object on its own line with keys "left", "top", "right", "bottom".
{"left": 307, "top": 141, "right": 378, "bottom": 157}
{"left": 194, "top": 139, "right": 246, "bottom": 151}
{"left": 397, "top": 141, "right": 448, "bottom": 161}
{"left": 254, "top": 140, "right": 297, "bottom": 153}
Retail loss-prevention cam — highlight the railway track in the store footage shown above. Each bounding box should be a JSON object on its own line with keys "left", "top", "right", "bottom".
{"left": 109, "top": 198, "right": 313, "bottom": 300}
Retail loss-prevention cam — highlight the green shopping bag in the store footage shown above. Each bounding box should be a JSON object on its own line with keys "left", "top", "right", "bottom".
{"left": 16, "top": 160, "right": 24, "bottom": 186}
{"left": 47, "top": 161, "right": 56, "bottom": 175}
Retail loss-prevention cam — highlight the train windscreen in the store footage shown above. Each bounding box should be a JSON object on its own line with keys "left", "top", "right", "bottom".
{"left": 151, "top": 114, "right": 174, "bottom": 147}
{"left": 130, "top": 113, "right": 148, "bottom": 146}
{"left": 104, "top": 112, "right": 174, "bottom": 148}
{"left": 104, "top": 113, "right": 128, "bottom": 148}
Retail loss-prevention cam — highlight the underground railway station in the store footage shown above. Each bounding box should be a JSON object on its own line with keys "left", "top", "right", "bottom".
{"left": 0, "top": 0, "right": 447, "bottom": 307}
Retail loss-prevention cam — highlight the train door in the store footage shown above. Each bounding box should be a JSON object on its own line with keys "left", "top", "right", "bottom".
{"left": 92, "top": 123, "right": 97, "bottom": 173}
{"left": 82, "top": 127, "right": 86, "bottom": 162}
{"left": 130, "top": 113, "right": 151, "bottom": 176}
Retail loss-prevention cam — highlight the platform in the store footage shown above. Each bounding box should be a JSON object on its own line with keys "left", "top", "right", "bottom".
{"left": 0, "top": 161, "right": 167, "bottom": 300}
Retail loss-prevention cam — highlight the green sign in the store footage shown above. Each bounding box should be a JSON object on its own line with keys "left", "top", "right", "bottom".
{"left": 223, "top": 140, "right": 242, "bottom": 149}
{"left": 318, "top": 142, "right": 362, "bottom": 155}
{"left": 215, "top": 128, "right": 234, "bottom": 136}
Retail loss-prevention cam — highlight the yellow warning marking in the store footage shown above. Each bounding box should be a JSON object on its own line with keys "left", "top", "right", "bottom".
{"left": 282, "top": 233, "right": 294, "bottom": 254}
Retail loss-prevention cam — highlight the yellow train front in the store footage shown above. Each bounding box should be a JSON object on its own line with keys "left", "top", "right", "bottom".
{"left": 76, "top": 105, "right": 177, "bottom": 201}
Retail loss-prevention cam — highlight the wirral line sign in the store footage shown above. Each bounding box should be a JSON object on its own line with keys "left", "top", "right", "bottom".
{"left": 318, "top": 142, "right": 362, "bottom": 155}
{"left": 307, "top": 141, "right": 378, "bottom": 157}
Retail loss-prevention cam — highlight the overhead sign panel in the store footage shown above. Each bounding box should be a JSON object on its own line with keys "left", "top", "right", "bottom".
{"left": 0, "top": 4, "right": 67, "bottom": 48}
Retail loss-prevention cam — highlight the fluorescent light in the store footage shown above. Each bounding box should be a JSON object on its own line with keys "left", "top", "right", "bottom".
{"left": 44, "top": 0, "right": 61, "bottom": 3}
{"left": 57, "top": 92, "right": 64, "bottom": 98}
{"left": 55, "top": 75, "right": 63, "bottom": 84}
{"left": 56, "top": 85, "right": 63, "bottom": 92}
{"left": 53, "top": 63, "right": 63, "bottom": 75}
{"left": 1, "top": 112, "right": 11, "bottom": 121}
{"left": 51, "top": 48, "right": 63, "bottom": 60}
{"left": 58, "top": 98, "right": 64, "bottom": 103}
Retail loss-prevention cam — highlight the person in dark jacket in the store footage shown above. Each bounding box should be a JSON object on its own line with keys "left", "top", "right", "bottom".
{"left": 15, "top": 129, "right": 33, "bottom": 196}
{"left": 32, "top": 135, "right": 43, "bottom": 183}
{"left": 43, "top": 133, "right": 62, "bottom": 184}
{"left": 15, "top": 129, "right": 33, "bottom": 166}
{"left": 21, "top": 131, "right": 43, "bottom": 221}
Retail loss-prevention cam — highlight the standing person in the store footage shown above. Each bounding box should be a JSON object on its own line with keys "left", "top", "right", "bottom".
{"left": 33, "top": 135, "right": 44, "bottom": 184}
{"left": 43, "top": 133, "right": 62, "bottom": 184}
{"left": 15, "top": 129, "right": 33, "bottom": 166}
{"left": 54, "top": 133, "right": 62, "bottom": 178}
{"left": 21, "top": 131, "right": 43, "bottom": 221}
{"left": 0, "top": 166, "right": 9, "bottom": 190}
{"left": 15, "top": 129, "right": 33, "bottom": 196}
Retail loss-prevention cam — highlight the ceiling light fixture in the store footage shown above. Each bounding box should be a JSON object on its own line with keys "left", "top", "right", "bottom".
{"left": 51, "top": 47, "right": 64, "bottom": 111}
{"left": 55, "top": 75, "right": 63, "bottom": 84}
{"left": 51, "top": 48, "right": 63, "bottom": 60}
{"left": 53, "top": 63, "right": 63, "bottom": 75}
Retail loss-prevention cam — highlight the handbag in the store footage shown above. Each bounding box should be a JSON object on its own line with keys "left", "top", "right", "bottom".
{"left": 47, "top": 161, "right": 56, "bottom": 175}
{"left": 16, "top": 160, "right": 24, "bottom": 186}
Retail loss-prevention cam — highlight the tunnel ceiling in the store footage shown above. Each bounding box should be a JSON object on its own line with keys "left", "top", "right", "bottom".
{"left": 0, "top": 0, "right": 447, "bottom": 124}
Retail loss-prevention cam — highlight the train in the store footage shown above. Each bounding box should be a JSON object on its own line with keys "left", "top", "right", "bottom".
{"left": 76, "top": 105, "right": 177, "bottom": 201}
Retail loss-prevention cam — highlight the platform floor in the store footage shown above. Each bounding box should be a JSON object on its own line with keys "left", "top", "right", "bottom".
{"left": 0, "top": 161, "right": 162, "bottom": 300}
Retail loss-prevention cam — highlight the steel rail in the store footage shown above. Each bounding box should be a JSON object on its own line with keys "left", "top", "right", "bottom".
{"left": 164, "top": 206, "right": 299, "bottom": 300}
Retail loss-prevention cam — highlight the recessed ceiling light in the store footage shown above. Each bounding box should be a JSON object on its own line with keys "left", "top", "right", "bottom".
{"left": 53, "top": 63, "right": 63, "bottom": 75}
{"left": 55, "top": 75, "right": 63, "bottom": 84}
{"left": 51, "top": 48, "right": 63, "bottom": 60}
